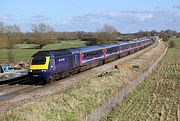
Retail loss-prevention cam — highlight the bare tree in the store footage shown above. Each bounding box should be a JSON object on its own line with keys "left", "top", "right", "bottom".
{"left": 0, "top": 22, "right": 21, "bottom": 63}
{"left": 0, "top": 22, "right": 6, "bottom": 33}
{"left": 0, "top": 22, "right": 6, "bottom": 48}
{"left": 86, "top": 24, "right": 119, "bottom": 45}
{"left": 6, "top": 24, "right": 21, "bottom": 63}
{"left": 31, "top": 23, "right": 54, "bottom": 49}
{"left": 98, "top": 24, "right": 118, "bottom": 34}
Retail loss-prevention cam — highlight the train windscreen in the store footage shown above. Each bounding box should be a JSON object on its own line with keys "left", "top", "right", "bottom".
{"left": 31, "top": 57, "right": 46, "bottom": 65}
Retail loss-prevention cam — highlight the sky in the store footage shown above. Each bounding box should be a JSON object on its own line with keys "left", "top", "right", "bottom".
{"left": 1, "top": 0, "right": 180, "bottom": 33}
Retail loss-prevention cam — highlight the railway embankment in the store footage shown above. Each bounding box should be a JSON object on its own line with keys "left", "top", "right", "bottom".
{"left": 0, "top": 41, "right": 166, "bottom": 121}
{"left": 83, "top": 41, "right": 167, "bottom": 121}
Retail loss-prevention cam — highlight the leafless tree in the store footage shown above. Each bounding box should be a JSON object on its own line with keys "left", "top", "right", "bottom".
{"left": 0, "top": 22, "right": 6, "bottom": 33}
{"left": 0, "top": 22, "right": 21, "bottom": 63}
{"left": 6, "top": 24, "right": 21, "bottom": 63}
{"left": 97, "top": 24, "right": 119, "bottom": 43}
{"left": 86, "top": 24, "right": 119, "bottom": 45}
{"left": 0, "top": 22, "right": 6, "bottom": 48}
{"left": 31, "top": 23, "right": 54, "bottom": 49}
{"left": 98, "top": 24, "right": 118, "bottom": 34}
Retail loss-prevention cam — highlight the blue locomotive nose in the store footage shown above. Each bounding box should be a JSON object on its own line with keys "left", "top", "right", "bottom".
{"left": 29, "top": 56, "right": 52, "bottom": 81}
{"left": 30, "top": 56, "right": 50, "bottom": 70}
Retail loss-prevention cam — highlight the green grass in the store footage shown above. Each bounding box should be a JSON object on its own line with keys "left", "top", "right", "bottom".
{"left": 43, "top": 40, "right": 86, "bottom": 50}
{"left": 171, "top": 37, "right": 180, "bottom": 46}
{"left": 2, "top": 70, "right": 126, "bottom": 121}
{"left": 101, "top": 38, "right": 180, "bottom": 121}
{"left": 0, "top": 40, "right": 86, "bottom": 62}
{"left": 0, "top": 49, "right": 39, "bottom": 62}
{"left": 15, "top": 44, "right": 38, "bottom": 49}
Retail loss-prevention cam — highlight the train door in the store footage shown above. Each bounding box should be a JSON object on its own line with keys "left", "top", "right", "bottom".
{"left": 51, "top": 57, "right": 56, "bottom": 71}
{"left": 68, "top": 55, "right": 73, "bottom": 68}
{"left": 72, "top": 54, "right": 79, "bottom": 67}
{"left": 74, "top": 54, "right": 78, "bottom": 66}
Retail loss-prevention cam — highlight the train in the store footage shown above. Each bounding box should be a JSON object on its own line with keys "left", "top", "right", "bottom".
{"left": 28, "top": 37, "right": 155, "bottom": 83}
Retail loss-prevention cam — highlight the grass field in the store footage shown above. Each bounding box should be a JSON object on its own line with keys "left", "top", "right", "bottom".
{"left": 0, "top": 40, "right": 86, "bottom": 62}
{"left": 102, "top": 38, "right": 180, "bottom": 121}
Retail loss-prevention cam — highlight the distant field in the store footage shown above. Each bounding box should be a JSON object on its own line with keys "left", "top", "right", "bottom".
{"left": 0, "top": 40, "right": 86, "bottom": 62}
{"left": 0, "top": 49, "right": 39, "bottom": 62}
{"left": 43, "top": 40, "right": 86, "bottom": 50}
{"left": 102, "top": 38, "right": 180, "bottom": 121}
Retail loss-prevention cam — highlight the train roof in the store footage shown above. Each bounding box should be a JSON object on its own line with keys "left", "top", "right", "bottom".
{"left": 116, "top": 41, "right": 130, "bottom": 45}
{"left": 139, "top": 38, "right": 150, "bottom": 42}
{"left": 78, "top": 45, "right": 103, "bottom": 53}
{"left": 99, "top": 43, "right": 119, "bottom": 48}
{"left": 136, "top": 40, "right": 142, "bottom": 42}
{"left": 32, "top": 49, "right": 72, "bottom": 57}
{"left": 128, "top": 40, "right": 137, "bottom": 43}
{"left": 32, "top": 51, "right": 52, "bottom": 57}
{"left": 68, "top": 48, "right": 80, "bottom": 54}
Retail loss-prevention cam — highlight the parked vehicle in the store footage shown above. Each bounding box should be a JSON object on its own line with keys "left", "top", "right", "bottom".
{"left": 0, "top": 65, "right": 27, "bottom": 80}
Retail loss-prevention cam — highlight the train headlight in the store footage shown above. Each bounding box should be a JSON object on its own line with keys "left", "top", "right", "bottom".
{"left": 41, "top": 70, "right": 47, "bottom": 72}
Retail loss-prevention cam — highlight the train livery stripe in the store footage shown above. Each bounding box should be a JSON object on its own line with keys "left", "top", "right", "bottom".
{"left": 103, "top": 48, "right": 106, "bottom": 59}
{"left": 30, "top": 57, "right": 50, "bottom": 70}
{"left": 80, "top": 52, "right": 83, "bottom": 66}
{"left": 82, "top": 56, "right": 104, "bottom": 64}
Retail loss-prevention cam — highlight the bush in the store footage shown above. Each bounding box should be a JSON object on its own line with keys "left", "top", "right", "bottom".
{"left": 168, "top": 40, "right": 175, "bottom": 48}
{"left": 8, "top": 48, "right": 15, "bottom": 63}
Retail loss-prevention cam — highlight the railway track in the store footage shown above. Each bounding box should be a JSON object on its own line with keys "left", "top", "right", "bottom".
{"left": 0, "top": 85, "right": 39, "bottom": 102}
{"left": 0, "top": 75, "right": 31, "bottom": 85}
{"left": 0, "top": 85, "right": 43, "bottom": 107}
{"left": 0, "top": 75, "right": 44, "bottom": 103}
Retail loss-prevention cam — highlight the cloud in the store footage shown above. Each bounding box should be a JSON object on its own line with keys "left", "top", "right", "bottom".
{"left": 0, "top": 14, "right": 15, "bottom": 21}
{"left": 175, "top": 13, "right": 180, "bottom": 17}
{"left": 57, "top": 10, "right": 180, "bottom": 33}
{"left": 30, "top": 15, "right": 52, "bottom": 23}
{"left": 155, "top": 6, "right": 160, "bottom": 9}
{"left": 123, "top": 11, "right": 154, "bottom": 21}
{"left": 173, "top": 3, "right": 180, "bottom": 9}
{"left": 2, "top": 11, "right": 180, "bottom": 33}
{"left": 58, "top": 12, "right": 125, "bottom": 31}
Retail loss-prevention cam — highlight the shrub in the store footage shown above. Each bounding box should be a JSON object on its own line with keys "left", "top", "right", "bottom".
{"left": 168, "top": 40, "right": 175, "bottom": 48}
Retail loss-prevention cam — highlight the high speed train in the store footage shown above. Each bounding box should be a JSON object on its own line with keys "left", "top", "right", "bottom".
{"left": 28, "top": 38, "right": 154, "bottom": 83}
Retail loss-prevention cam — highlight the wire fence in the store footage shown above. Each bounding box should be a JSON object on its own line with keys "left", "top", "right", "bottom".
{"left": 82, "top": 46, "right": 168, "bottom": 121}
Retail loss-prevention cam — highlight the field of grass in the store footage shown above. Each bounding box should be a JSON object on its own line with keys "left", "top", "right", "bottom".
{"left": 43, "top": 40, "right": 86, "bottom": 50}
{"left": 3, "top": 70, "right": 128, "bottom": 121}
{"left": 0, "top": 49, "right": 39, "bottom": 62}
{"left": 102, "top": 38, "right": 180, "bottom": 121}
{"left": 0, "top": 40, "right": 86, "bottom": 62}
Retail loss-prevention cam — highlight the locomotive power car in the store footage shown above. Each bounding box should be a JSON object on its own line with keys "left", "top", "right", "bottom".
{"left": 28, "top": 38, "right": 154, "bottom": 83}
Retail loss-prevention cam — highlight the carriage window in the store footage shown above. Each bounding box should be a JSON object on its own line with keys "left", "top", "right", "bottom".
{"left": 106, "top": 48, "right": 113, "bottom": 54}
{"left": 121, "top": 45, "right": 129, "bottom": 50}
{"left": 134, "top": 43, "right": 136, "bottom": 47}
{"left": 83, "top": 50, "right": 103, "bottom": 60}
